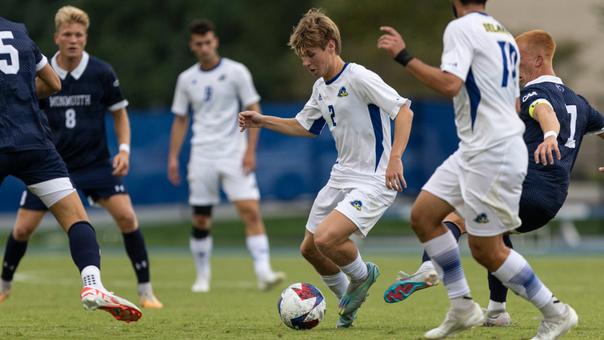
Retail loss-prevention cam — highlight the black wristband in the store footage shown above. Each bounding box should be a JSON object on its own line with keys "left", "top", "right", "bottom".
{"left": 394, "top": 48, "right": 414, "bottom": 66}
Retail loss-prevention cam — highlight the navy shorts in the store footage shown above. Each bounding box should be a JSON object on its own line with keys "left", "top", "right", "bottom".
{"left": 20, "top": 161, "right": 127, "bottom": 211}
{"left": 0, "top": 148, "right": 69, "bottom": 186}
{"left": 515, "top": 171, "right": 566, "bottom": 234}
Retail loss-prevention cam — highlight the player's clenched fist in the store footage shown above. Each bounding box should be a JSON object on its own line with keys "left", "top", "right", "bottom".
{"left": 239, "top": 111, "right": 264, "bottom": 131}
{"left": 377, "top": 26, "right": 406, "bottom": 58}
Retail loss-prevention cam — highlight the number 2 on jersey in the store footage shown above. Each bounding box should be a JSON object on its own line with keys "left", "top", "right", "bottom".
{"left": 65, "top": 108, "right": 76, "bottom": 128}
{"left": 328, "top": 105, "right": 336, "bottom": 126}
{"left": 497, "top": 41, "right": 518, "bottom": 88}
{"left": 0, "top": 31, "right": 20, "bottom": 74}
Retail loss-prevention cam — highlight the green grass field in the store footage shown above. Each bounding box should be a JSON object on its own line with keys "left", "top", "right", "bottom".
{"left": 0, "top": 216, "right": 602, "bottom": 339}
{"left": 0, "top": 252, "right": 601, "bottom": 339}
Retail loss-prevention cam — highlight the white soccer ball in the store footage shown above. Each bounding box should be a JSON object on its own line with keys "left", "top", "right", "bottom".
{"left": 277, "top": 282, "right": 326, "bottom": 330}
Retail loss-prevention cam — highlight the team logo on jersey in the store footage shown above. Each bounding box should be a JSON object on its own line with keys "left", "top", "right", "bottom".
{"left": 522, "top": 91, "right": 537, "bottom": 103}
{"left": 337, "top": 87, "right": 349, "bottom": 97}
{"left": 474, "top": 213, "right": 489, "bottom": 224}
{"left": 318, "top": 94, "right": 323, "bottom": 101}
{"left": 556, "top": 84, "right": 564, "bottom": 92}
{"left": 350, "top": 200, "right": 363, "bottom": 211}
{"left": 218, "top": 74, "right": 226, "bottom": 81}
{"left": 113, "top": 79, "right": 120, "bottom": 87}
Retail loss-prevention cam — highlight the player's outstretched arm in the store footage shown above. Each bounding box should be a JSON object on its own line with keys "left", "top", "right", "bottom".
{"left": 531, "top": 103, "right": 561, "bottom": 165}
{"left": 386, "top": 103, "right": 413, "bottom": 192}
{"left": 239, "top": 111, "right": 316, "bottom": 137}
{"left": 168, "top": 114, "right": 189, "bottom": 185}
{"left": 378, "top": 26, "right": 462, "bottom": 98}
{"left": 111, "top": 108, "right": 131, "bottom": 176}
{"left": 35, "top": 63, "right": 61, "bottom": 98}
{"left": 242, "top": 103, "right": 261, "bottom": 174}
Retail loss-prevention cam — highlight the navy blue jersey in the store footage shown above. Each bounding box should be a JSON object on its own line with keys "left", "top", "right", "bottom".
{"left": 39, "top": 52, "right": 127, "bottom": 171}
{"left": 520, "top": 76, "right": 604, "bottom": 191}
{"left": 0, "top": 17, "right": 54, "bottom": 152}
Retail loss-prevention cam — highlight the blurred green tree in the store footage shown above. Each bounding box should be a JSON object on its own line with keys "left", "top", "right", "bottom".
{"left": 1, "top": 0, "right": 453, "bottom": 108}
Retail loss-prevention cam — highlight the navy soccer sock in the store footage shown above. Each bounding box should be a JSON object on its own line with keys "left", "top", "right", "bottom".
{"left": 1, "top": 233, "right": 28, "bottom": 282}
{"left": 123, "top": 229, "right": 150, "bottom": 283}
{"left": 488, "top": 233, "right": 513, "bottom": 303}
{"left": 421, "top": 221, "right": 462, "bottom": 263}
{"left": 68, "top": 221, "right": 101, "bottom": 272}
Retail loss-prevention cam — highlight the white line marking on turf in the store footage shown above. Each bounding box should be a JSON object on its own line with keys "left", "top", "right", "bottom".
{"left": 14, "top": 271, "right": 256, "bottom": 289}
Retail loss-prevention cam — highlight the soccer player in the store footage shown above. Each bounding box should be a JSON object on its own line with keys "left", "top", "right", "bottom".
{"left": 239, "top": 9, "right": 414, "bottom": 328}
{"left": 383, "top": 29, "right": 604, "bottom": 329}
{"left": 0, "top": 15, "right": 140, "bottom": 321}
{"left": 377, "top": 1, "right": 577, "bottom": 339}
{"left": 168, "top": 19, "right": 284, "bottom": 293}
{"left": 0, "top": 6, "right": 162, "bottom": 309}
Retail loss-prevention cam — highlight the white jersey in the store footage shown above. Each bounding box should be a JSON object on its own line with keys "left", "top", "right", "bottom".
{"left": 295, "top": 63, "right": 409, "bottom": 195}
{"left": 171, "top": 58, "right": 260, "bottom": 158}
{"left": 441, "top": 12, "right": 525, "bottom": 156}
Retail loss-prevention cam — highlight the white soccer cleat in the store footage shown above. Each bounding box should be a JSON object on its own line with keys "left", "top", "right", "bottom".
{"left": 483, "top": 308, "right": 512, "bottom": 327}
{"left": 384, "top": 267, "right": 439, "bottom": 303}
{"left": 258, "top": 271, "right": 286, "bottom": 291}
{"left": 424, "top": 301, "right": 484, "bottom": 339}
{"left": 80, "top": 286, "right": 142, "bottom": 322}
{"left": 192, "top": 277, "right": 210, "bottom": 293}
{"left": 531, "top": 304, "right": 578, "bottom": 340}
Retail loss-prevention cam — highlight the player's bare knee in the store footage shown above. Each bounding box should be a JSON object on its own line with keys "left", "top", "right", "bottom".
{"left": 192, "top": 215, "right": 211, "bottom": 230}
{"left": 12, "top": 225, "right": 34, "bottom": 241}
{"left": 313, "top": 232, "right": 338, "bottom": 253}
{"left": 115, "top": 211, "right": 138, "bottom": 233}
{"left": 410, "top": 208, "right": 436, "bottom": 238}
{"left": 300, "top": 241, "right": 320, "bottom": 261}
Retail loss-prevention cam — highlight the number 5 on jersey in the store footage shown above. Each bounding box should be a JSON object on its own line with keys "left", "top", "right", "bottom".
{"left": 65, "top": 108, "right": 76, "bottom": 128}
{"left": 0, "top": 31, "right": 20, "bottom": 74}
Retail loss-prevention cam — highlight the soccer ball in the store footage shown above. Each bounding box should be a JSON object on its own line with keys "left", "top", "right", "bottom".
{"left": 277, "top": 282, "right": 326, "bottom": 330}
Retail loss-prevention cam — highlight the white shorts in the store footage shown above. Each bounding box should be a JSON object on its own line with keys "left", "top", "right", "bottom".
{"left": 187, "top": 156, "right": 260, "bottom": 206}
{"left": 305, "top": 185, "right": 396, "bottom": 237}
{"left": 422, "top": 137, "right": 528, "bottom": 237}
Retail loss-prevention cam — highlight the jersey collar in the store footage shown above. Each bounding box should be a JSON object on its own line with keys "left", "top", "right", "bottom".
{"left": 51, "top": 51, "right": 90, "bottom": 80}
{"left": 325, "top": 62, "right": 349, "bottom": 85}
{"left": 524, "top": 75, "right": 563, "bottom": 87}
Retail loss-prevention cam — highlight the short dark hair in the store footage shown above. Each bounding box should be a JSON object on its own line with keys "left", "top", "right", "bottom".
{"left": 189, "top": 19, "right": 215, "bottom": 36}
{"left": 459, "top": 0, "right": 487, "bottom": 4}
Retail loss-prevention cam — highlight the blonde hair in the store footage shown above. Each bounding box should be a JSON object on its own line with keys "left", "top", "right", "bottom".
{"left": 288, "top": 8, "right": 341, "bottom": 56}
{"left": 515, "top": 30, "right": 556, "bottom": 62}
{"left": 55, "top": 6, "right": 90, "bottom": 31}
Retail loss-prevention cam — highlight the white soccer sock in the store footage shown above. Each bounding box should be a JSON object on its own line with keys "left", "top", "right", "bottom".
{"left": 321, "top": 271, "right": 350, "bottom": 299}
{"left": 488, "top": 300, "right": 506, "bottom": 312}
{"left": 423, "top": 230, "right": 471, "bottom": 300}
{"left": 137, "top": 282, "right": 153, "bottom": 297}
{"left": 340, "top": 253, "right": 368, "bottom": 282}
{"left": 246, "top": 234, "right": 272, "bottom": 279}
{"left": 81, "top": 265, "right": 105, "bottom": 290}
{"left": 492, "top": 250, "right": 564, "bottom": 318}
{"left": 190, "top": 236, "right": 212, "bottom": 279}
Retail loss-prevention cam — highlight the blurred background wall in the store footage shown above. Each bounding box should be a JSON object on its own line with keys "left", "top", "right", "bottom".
{"left": 0, "top": 1, "right": 601, "bottom": 225}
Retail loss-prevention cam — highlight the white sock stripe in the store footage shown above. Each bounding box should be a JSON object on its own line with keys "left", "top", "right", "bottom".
{"left": 422, "top": 230, "right": 458, "bottom": 258}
